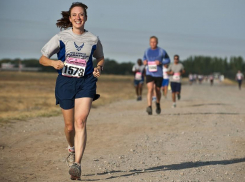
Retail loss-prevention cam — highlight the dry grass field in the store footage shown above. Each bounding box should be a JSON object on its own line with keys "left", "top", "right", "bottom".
{"left": 0, "top": 71, "right": 138, "bottom": 123}
{"left": 0, "top": 71, "right": 238, "bottom": 124}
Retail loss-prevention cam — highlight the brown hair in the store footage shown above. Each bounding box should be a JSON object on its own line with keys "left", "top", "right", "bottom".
{"left": 150, "top": 36, "right": 158, "bottom": 43}
{"left": 56, "top": 2, "right": 88, "bottom": 30}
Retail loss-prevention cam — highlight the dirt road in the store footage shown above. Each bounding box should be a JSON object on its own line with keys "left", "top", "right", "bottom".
{"left": 1, "top": 80, "right": 245, "bottom": 182}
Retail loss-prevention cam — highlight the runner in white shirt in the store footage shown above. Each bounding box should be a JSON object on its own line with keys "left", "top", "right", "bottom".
{"left": 161, "top": 64, "right": 169, "bottom": 98}
{"left": 236, "top": 70, "right": 244, "bottom": 90}
{"left": 189, "top": 73, "right": 193, "bottom": 85}
{"left": 132, "top": 59, "right": 145, "bottom": 101}
{"left": 39, "top": 2, "right": 104, "bottom": 180}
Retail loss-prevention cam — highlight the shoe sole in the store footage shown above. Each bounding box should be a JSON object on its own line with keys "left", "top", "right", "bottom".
{"left": 69, "top": 167, "right": 81, "bottom": 180}
{"left": 70, "top": 176, "right": 81, "bottom": 180}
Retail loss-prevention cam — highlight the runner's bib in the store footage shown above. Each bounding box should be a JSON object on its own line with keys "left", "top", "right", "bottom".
{"left": 62, "top": 58, "right": 86, "bottom": 78}
{"left": 173, "top": 72, "right": 180, "bottom": 81}
{"left": 148, "top": 62, "right": 157, "bottom": 72}
{"left": 135, "top": 72, "right": 142, "bottom": 80}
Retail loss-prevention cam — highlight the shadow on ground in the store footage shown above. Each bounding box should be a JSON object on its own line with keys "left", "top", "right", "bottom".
{"left": 81, "top": 157, "right": 245, "bottom": 181}
{"left": 188, "top": 103, "right": 229, "bottom": 107}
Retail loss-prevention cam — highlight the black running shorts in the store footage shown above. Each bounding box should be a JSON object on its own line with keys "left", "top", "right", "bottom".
{"left": 146, "top": 75, "right": 163, "bottom": 88}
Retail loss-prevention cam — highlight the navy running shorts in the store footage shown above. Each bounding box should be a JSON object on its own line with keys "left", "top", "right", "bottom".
{"left": 134, "top": 79, "right": 144, "bottom": 86}
{"left": 146, "top": 75, "right": 163, "bottom": 88}
{"left": 171, "top": 82, "right": 181, "bottom": 93}
{"left": 55, "top": 74, "right": 97, "bottom": 110}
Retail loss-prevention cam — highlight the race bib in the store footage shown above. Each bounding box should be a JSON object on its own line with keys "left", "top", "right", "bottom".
{"left": 135, "top": 72, "right": 142, "bottom": 80}
{"left": 163, "top": 72, "right": 168, "bottom": 79}
{"left": 238, "top": 76, "right": 242, "bottom": 80}
{"left": 148, "top": 62, "right": 157, "bottom": 72}
{"left": 173, "top": 72, "right": 180, "bottom": 81}
{"left": 62, "top": 58, "right": 86, "bottom": 78}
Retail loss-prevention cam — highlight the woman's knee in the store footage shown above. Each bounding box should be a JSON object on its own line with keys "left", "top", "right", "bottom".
{"left": 75, "top": 116, "right": 87, "bottom": 130}
{"left": 65, "top": 123, "right": 74, "bottom": 133}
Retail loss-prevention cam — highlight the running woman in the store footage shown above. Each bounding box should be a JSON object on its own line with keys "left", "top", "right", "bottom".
{"left": 161, "top": 64, "right": 169, "bottom": 98}
{"left": 132, "top": 59, "right": 145, "bottom": 101}
{"left": 236, "top": 70, "right": 244, "bottom": 90}
{"left": 39, "top": 2, "right": 104, "bottom": 180}
{"left": 167, "top": 55, "right": 185, "bottom": 108}
{"left": 143, "top": 36, "right": 170, "bottom": 115}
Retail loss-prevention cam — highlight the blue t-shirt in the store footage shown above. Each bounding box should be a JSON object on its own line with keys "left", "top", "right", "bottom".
{"left": 143, "top": 47, "right": 170, "bottom": 77}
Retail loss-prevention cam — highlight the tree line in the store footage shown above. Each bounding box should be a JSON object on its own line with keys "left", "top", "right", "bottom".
{"left": 182, "top": 56, "right": 245, "bottom": 79}
{"left": 0, "top": 56, "right": 244, "bottom": 79}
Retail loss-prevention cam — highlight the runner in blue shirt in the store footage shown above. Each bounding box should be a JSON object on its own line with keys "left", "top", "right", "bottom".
{"left": 39, "top": 2, "right": 104, "bottom": 180}
{"left": 143, "top": 36, "right": 170, "bottom": 115}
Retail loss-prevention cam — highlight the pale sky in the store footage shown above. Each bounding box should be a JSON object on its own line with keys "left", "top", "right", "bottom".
{"left": 0, "top": 0, "right": 244, "bottom": 62}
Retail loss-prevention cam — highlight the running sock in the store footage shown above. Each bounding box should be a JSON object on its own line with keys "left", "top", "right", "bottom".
{"left": 68, "top": 146, "right": 75, "bottom": 153}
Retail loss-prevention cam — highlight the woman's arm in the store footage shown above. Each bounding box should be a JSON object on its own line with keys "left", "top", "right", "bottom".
{"left": 93, "top": 57, "right": 104, "bottom": 78}
{"left": 39, "top": 55, "right": 64, "bottom": 70}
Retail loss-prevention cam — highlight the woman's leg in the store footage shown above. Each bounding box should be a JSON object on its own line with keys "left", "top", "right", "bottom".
{"left": 164, "top": 85, "right": 168, "bottom": 97}
{"left": 74, "top": 97, "right": 93, "bottom": 164}
{"left": 62, "top": 108, "right": 75, "bottom": 148}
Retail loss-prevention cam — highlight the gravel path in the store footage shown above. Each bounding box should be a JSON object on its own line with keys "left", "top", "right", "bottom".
{"left": 0, "top": 80, "right": 245, "bottom": 182}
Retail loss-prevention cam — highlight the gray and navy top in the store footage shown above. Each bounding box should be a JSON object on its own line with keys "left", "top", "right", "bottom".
{"left": 41, "top": 29, "right": 104, "bottom": 76}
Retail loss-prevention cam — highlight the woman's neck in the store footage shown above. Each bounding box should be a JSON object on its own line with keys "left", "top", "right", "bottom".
{"left": 72, "top": 27, "right": 85, "bottom": 35}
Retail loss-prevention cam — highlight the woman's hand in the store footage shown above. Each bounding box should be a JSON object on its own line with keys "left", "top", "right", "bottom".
{"left": 51, "top": 60, "right": 64, "bottom": 70}
{"left": 93, "top": 67, "right": 101, "bottom": 78}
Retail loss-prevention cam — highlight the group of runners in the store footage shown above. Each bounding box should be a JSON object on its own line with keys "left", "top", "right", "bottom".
{"left": 132, "top": 36, "right": 185, "bottom": 113}
{"left": 188, "top": 74, "right": 214, "bottom": 85}
{"left": 188, "top": 72, "right": 244, "bottom": 89}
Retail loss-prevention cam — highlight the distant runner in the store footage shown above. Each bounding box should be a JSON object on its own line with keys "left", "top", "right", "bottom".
{"left": 132, "top": 59, "right": 145, "bottom": 101}
{"left": 198, "top": 74, "right": 203, "bottom": 84}
{"left": 189, "top": 73, "right": 193, "bottom": 85}
{"left": 236, "top": 70, "right": 244, "bottom": 90}
{"left": 167, "top": 55, "right": 185, "bottom": 108}
{"left": 209, "top": 74, "right": 214, "bottom": 86}
{"left": 143, "top": 36, "right": 170, "bottom": 115}
{"left": 162, "top": 64, "right": 169, "bottom": 98}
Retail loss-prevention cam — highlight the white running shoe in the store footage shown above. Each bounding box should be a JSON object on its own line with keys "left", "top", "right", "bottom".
{"left": 172, "top": 103, "right": 176, "bottom": 108}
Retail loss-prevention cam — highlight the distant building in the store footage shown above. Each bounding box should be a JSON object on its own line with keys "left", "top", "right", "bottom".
{"left": 0, "top": 63, "right": 40, "bottom": 71}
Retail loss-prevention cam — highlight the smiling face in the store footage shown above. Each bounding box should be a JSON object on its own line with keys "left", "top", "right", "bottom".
{"left": 69, "top": 6, "right": 87, "bottom": 30}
